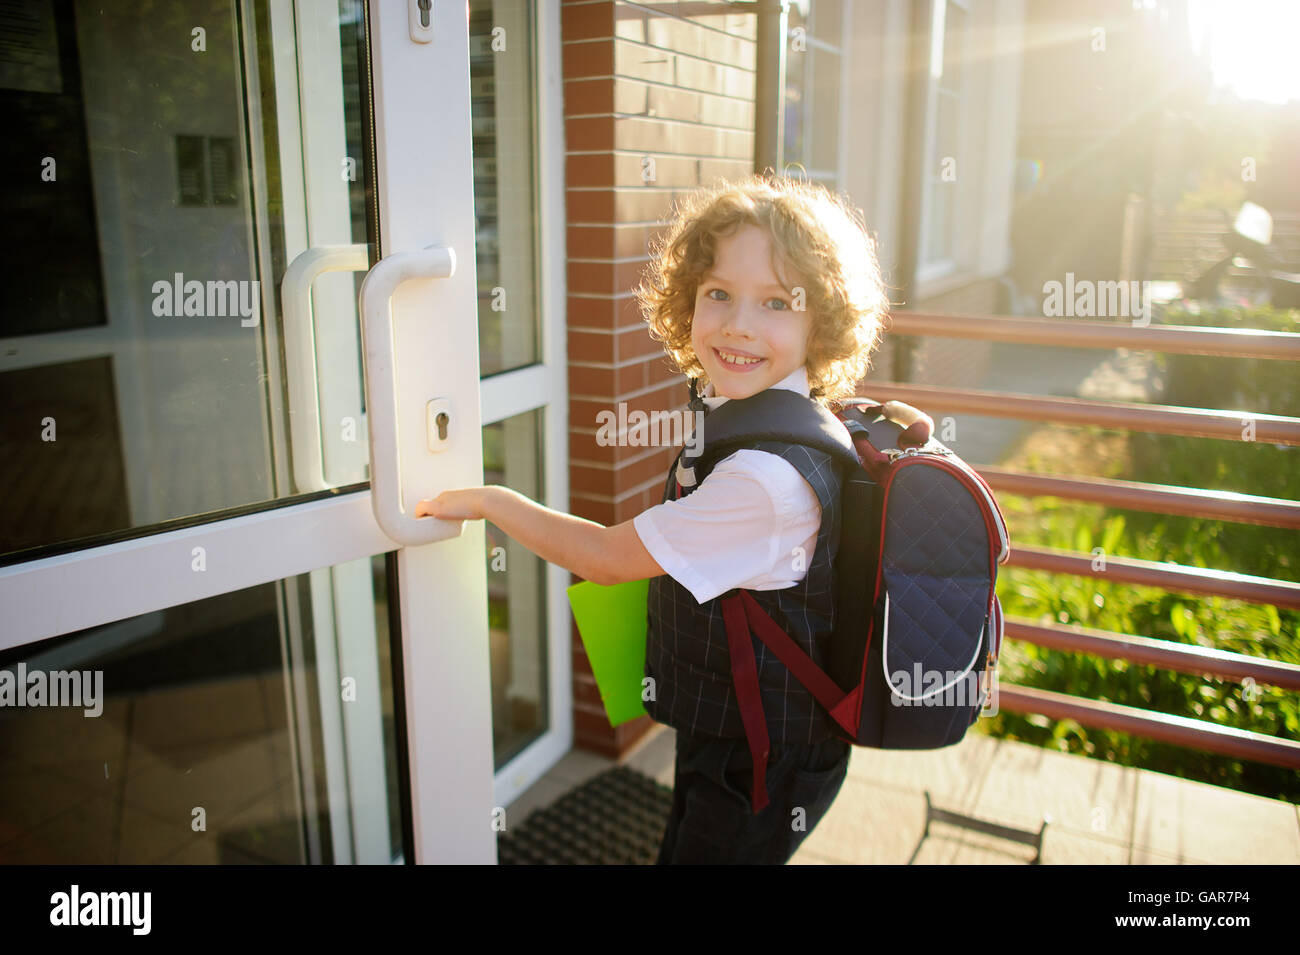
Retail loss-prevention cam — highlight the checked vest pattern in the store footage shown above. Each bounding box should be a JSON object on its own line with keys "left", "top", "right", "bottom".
{"left": 643, "top": 413, "right": 844, "bottom": 746}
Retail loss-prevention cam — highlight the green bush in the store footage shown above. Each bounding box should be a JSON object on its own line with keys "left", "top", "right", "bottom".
{"left": 1156, "top": 305, "right": 1300, "bottom": 416}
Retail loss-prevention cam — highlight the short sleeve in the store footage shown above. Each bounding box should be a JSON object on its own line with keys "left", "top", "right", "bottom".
{"left": 633, "top": 450, "right": 821, "bottom": 604}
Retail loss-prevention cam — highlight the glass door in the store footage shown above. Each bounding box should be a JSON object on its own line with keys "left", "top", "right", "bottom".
{"left": 0, "top": 0, "right": 494, "bottom": 863}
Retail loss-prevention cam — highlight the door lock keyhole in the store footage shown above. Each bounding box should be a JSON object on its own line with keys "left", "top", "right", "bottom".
{"left": 417, "top": 0, "right": 431, "bottom": 28}
{"left": 426, "top": 399, "right": 452, "bottom": 451}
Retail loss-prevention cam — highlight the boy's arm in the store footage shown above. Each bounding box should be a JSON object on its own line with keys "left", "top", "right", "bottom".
{"left": 415, "top": 486, "right": 664, "bottom": 586}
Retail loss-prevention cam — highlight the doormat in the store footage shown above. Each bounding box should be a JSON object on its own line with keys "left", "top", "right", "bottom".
{"left": 497, "top": 765, "right": 673, "bottom": 865}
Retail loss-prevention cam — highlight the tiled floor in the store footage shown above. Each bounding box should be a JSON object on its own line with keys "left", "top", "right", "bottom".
{"left": 505, "top": 724, "right": 1300, "bottom": 865}
{"left": 0, "top": 675, "right": 304, "bottom": 864}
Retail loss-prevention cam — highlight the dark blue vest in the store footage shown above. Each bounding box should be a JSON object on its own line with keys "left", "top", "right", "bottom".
{"left": 643, "top": 439, "right": 843, "bottom": 744}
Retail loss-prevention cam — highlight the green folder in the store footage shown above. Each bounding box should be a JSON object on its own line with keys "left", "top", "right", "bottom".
{"left": 566, "top": 578, "right": 650, "bottom": 726}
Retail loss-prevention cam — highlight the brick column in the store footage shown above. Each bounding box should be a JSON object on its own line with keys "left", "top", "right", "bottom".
{"left": 561, "top": 0, "right": 756, "bottom": 756}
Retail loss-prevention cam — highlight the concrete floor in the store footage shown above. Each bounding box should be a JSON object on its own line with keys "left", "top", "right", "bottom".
{"left": 504, "top": 724, "right": 1300, "bottom": 865}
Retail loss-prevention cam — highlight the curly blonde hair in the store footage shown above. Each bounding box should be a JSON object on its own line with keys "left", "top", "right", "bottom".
{"left": 634, "top": 174, "right": 890, "bottom": 406}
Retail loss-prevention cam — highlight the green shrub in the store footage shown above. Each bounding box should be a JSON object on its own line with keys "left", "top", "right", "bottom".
{"left": 1156, "top": 305, "right": 1300, "bottom": 416}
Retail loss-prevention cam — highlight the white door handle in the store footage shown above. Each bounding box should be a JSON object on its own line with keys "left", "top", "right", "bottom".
{"left": 282, "top": 244, "right": 371, "bottom": 491}
{"left": 359, "top": 245, "right": 463, "bottom": 546}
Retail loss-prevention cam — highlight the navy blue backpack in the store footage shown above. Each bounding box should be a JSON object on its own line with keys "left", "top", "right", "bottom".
{"left": 680, "top": 386, "right": 1010, "bottom": 791}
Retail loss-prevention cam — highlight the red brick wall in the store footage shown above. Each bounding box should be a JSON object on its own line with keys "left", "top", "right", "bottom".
{"left": 562, "top": 0, "right": 757, "bottom": 757}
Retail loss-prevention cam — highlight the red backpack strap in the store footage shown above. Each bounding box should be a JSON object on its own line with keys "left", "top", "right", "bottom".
{"left": 734, "top": 591, "right": 852, "bottom": 718}
{"left": 721, "top": 590, "right": 857, "bottom": 814}
{"left": 721, "top": 595, "right": 771, "bottom": 814}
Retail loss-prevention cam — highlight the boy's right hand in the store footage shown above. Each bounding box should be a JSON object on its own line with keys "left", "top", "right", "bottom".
{"left": 414, "top": 487, "right": 487, "bottom": 521}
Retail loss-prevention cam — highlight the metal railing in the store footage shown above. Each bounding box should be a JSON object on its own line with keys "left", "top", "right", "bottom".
{"left": 871, "top": 311, "right": 1300, "bottom": 770}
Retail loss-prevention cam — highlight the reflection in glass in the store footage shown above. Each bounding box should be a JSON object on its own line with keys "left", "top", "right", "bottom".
{"left": 0, "top": 554, "right": 403, "bottom": 864}
{"left": 923, "top": 0, "right": 965, "bottom": 266}
{"left": 483, "top": 410, "right": 549, "bottom": 768}
{"left": 783, "top": 0, "right": 843, "bottom": 188}
{"left": 470, "top": 0, "right": 540, "bottom": 377}
{"left": 0, "top": 1, "right": 373, "bottom": 562}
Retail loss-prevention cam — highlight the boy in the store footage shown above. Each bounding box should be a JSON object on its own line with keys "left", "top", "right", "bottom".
{"left": 417, "top": 174, "right": 889, "bottom": 864}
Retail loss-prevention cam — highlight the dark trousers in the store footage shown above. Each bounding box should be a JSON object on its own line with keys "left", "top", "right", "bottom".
{"left": 655, "top": 732, "right": 851, "bottom": 865}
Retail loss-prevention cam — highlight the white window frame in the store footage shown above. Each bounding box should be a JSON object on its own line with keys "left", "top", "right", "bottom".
{"left": 783, "top": 0, "right": 850, "bottom": 188}
{"left": 915, "top": 0, "right": 973, "bottom": 288}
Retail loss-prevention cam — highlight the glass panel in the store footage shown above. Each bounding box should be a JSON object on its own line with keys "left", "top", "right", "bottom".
{"left": 783, "top": 1, "right": 808, "bottom": 168}
{"left": 927, "top": 174, "right": 955, "bottom": 263}
{"left": 483, "top": 409, "right": 549, "bottom": 768}
{"left": 936, "top": 90, "right": 960, "bottom": 159}
{"left": 809, "top": 45, "right": 841, "bottom": 176}
{"left": 782, "top": 2, "right": 840, "bottom": 182}
{"left": 813, "top": 0, "right": 841, "bottom": 41}
{"left": 923, "top": 0, "right": 964, "bottom": 266}
{"left": 927, "top": 89, "right": 958, "bottom": 263}
{"left": 470, "top": 0, "right": 540, "bottom": 377}
{"left": 0, "top": 553, "right": 404, "bottom": 864}
{"left": 940, "top": 2, "right": 966, "bottom": 93}
{"left": 0, "top": 0, "right": 375, "bottom": 563}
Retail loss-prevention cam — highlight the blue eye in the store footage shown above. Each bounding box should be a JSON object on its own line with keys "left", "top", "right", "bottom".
{"left": 768, "top": 297, "right": 790, "bottom": 311}
{"left": 706, "top": 288, "right": 729, "bottom": 302}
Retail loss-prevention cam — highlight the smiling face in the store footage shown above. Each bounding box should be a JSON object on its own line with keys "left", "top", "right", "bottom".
{"left": 690, "top": 223, "right": 814, "bottom": 400}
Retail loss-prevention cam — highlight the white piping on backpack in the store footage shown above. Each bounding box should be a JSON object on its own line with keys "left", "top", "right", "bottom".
{"left": 882, "top": 589, "right": 985, "bottom": 702}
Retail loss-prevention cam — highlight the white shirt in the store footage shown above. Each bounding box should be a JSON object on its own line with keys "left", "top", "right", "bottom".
{"left": 632, "top": 366, "right": 822, "bottom": 605}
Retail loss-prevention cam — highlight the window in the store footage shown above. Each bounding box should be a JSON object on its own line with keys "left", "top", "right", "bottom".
{"left": 917, "top": 0, "right": 970, "bottom": 278}
{"left": 482, "top": 409, "right": 549, "bottom": 768}
{"left": 783, "top": 0, "right": 846, "bottom": 189}
{"left": 470, "top": 0, "right": 541, "bottom": 376}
